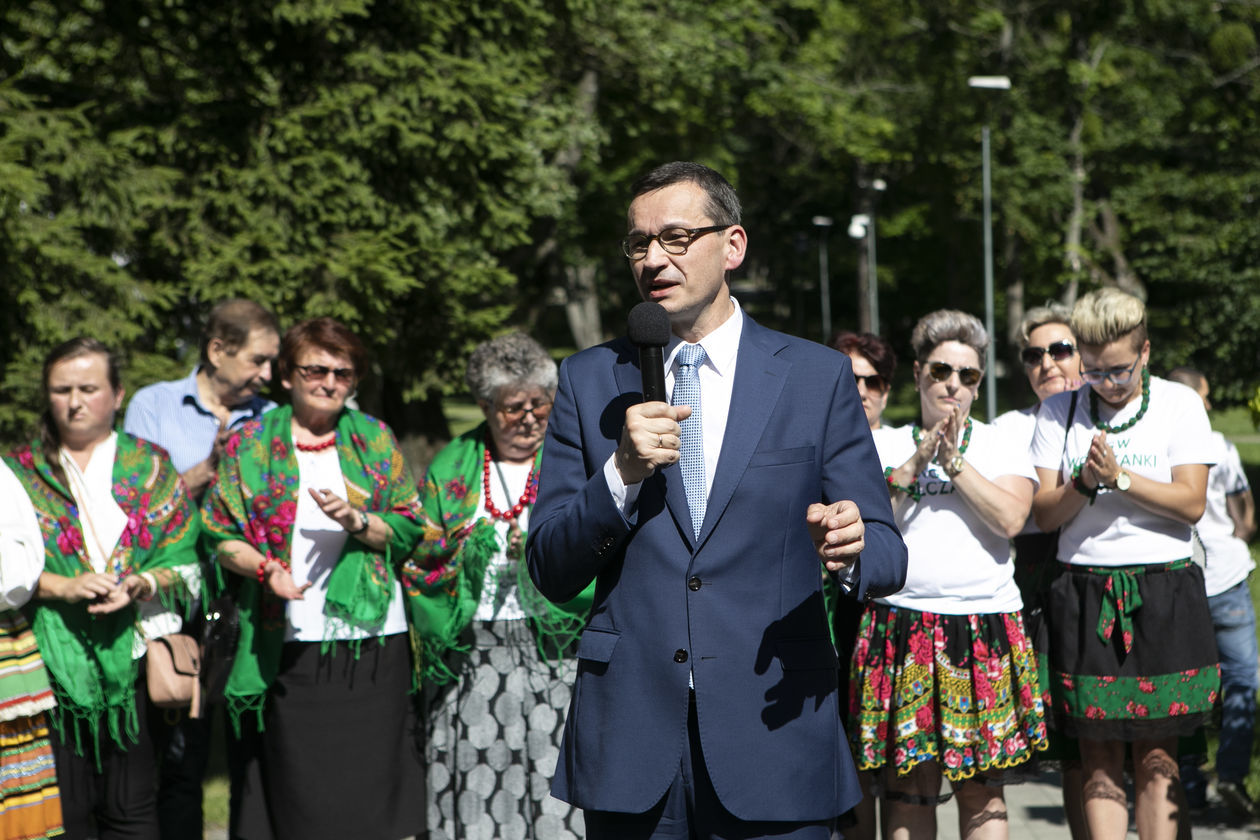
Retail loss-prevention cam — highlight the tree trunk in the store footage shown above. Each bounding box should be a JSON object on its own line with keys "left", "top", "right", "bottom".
{"left": 1064, "top": 42, "right": 1106, "bottom": 307}
{"left": 1004, "top": 234, "right": 1024, "bottom": 349}
{"left": 564, "top": 261, "right": 605, "bottom": 349}
{"left": 1065, "top": 112, "right": 1085, "bottom": 307}
{"left": 555, "top": 68, "right": 604, "bottom": 349}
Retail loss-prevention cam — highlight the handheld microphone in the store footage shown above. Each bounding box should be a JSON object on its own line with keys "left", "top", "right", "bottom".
{"left": 627, "top": 302, "right": 671, "bottom": 403}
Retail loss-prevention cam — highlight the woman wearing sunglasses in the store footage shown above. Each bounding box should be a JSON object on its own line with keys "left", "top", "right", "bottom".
{"left": 1030, "top": 289, "right": 1217, "bottom": 840}
{"left": 201, "top": 317, "right": 427, "bottom": 840}
{"left": 852, "top": 309, "right": 1046, "bottom": 839}
{"left": 830, "top": 331, "right": 898, "bottom": 431}
{"left": 993, "top": 303, "right": 1089, "bottom": 839}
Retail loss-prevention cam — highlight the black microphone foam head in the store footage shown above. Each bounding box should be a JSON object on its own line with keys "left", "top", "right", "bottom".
{"left": 628, "top": 302, "right": 671, "bottom": 347}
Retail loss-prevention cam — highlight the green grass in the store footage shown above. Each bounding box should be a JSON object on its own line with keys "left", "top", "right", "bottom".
{"left": 444, "top": 398, "right": 484, "bottom": 438}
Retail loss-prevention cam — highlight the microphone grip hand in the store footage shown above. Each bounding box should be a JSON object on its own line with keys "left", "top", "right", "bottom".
{"left": 614, "top": 402, "right": 691, "bottom": 486}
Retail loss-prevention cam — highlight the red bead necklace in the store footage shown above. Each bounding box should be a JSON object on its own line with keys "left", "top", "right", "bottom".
{"left": 482, "top": 444, "right": 540, "bottom": 522}
{"left": 295, "top": 437, "right": 336, "bottom": 452}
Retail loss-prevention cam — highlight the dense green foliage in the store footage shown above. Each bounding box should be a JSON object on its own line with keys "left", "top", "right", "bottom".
{"left": 3, "top": 0, "right": 1258, "bottom": 443}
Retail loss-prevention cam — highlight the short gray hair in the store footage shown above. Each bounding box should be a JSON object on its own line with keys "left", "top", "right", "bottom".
{"left": 910, "top": 309, "right": 988, "bottom": 364}
{"left": 465, "top": 333, "right": 558, "bottom": 404}
{"left": 1018, "top": 302, "right": 1073, "bottom": 348}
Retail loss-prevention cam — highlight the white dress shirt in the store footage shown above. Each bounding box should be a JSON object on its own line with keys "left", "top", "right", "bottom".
{"left": 605, "top": 298, "right": 744, "bottom": 512}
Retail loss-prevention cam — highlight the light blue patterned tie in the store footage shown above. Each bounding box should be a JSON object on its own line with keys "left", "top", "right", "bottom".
{"left": 674, "top": 343, "right": 707, "bottom": 539}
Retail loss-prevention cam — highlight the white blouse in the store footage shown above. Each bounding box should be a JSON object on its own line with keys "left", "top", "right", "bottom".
{"left": 473, "top": 458, "right": 535, "bottom": 621}
{"left": 0, "top": 460, "right": 45, "bottom": 609}
{"left": 284, "top": 446, "right": 408, "bottom": 642}
{"left": 60, "top": 433, "right": 200, "bottom": 657}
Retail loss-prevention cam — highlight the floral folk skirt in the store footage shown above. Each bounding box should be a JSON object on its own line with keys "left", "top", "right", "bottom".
{"left": 1044, "top": 559, "right": 1220, "bottom": 741}
{"left": 850, "top": 603, "right": 1048, "bottom": 783}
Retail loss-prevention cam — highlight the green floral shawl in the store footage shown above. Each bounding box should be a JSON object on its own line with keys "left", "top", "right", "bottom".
{"left": 2, "top": 434, "right": 201, "bottom": 754}
{"left": 409, "top": 423, "right": 593, "bottom": 684}
{"left": 200, "top": 406, "right": 426, "bottom": 729}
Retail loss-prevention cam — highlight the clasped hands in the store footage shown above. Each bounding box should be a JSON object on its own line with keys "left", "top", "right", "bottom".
{"left": 1076, "top": 431, "right": 1123, "bottom": 491}
{"left": 909, "top": 406, "right": 966, "bottom": 476}
{"left": 61, "top": 572, "right": 152, "bottom": 614}
{"left": 615, "top": 403, "right": 864, "bottom": 572}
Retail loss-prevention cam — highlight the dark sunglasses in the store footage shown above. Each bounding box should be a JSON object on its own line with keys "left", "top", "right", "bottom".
{"left": 294, "top": 364, "right": 355, "bottom": 383}
{"left": 926, "top": 361, "right": 982, "bottom": 387}
{"left": 854, "top": 373, "right": 887, "bottom": 392}
{"left": 1020, "top": 340, "right": 1076, "bottom": 368}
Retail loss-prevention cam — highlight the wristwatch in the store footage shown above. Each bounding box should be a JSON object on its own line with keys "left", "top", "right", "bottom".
{"left": 348, "top": 509, "right": 370, "bottom": 534}
{"left": 1114, "top": 471, "right": 1131, "bottom": 492}
{"left": 944, "top": 455, "right": 965, "bottom": 478}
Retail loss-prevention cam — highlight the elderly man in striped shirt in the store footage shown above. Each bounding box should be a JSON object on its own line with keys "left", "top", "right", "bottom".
{"left": 123, "top": 297, "right": 279, "bottom": 840}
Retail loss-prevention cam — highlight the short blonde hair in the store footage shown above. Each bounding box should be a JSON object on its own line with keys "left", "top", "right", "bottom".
{"left": 1071, "top": 288, "right": 1146, "bottom": 348}
{"left": 1018, "top": 302, "right": 1073, "bottom": 348}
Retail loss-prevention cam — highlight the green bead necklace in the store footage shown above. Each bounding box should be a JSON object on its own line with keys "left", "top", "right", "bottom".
{"left": 1089, "top": 367, "right": 1150, "bottom": 434}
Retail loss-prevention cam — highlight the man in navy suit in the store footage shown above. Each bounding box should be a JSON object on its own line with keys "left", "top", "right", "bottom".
{"left": 527, "top": 161, "right": 907, "bottom": 839}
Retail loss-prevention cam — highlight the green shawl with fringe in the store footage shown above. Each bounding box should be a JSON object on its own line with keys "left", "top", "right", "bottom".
{"left": 408, "top": 423, "right": 593, "bottom": 684}
{"left": 199, "top": 406, "right": 425, "bottom": 731}
{"left": 2, "top": 434, "right": 201, "bottom": 754}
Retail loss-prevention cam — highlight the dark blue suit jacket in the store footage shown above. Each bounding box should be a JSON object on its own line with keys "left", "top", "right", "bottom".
{"left": 526, "top": 316, "right": 907, "bottom": 822}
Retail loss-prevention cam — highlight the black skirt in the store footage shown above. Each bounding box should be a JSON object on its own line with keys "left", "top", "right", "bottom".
{"left": 234, "top": 633, "right": 424, "bottom": 840}
{"left": 1044, "top": 559, "right": 1220, "bottom": 742}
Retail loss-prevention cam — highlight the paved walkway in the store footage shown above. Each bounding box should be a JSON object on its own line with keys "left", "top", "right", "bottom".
{"left": 203, "top": 776, "right": 1260, "bottom": 839}
{"left": 943, "top": 770, "right": 1260, "bottom": 840}
{"left": 203, "top": 772, "right": 1260, "bottom": 839}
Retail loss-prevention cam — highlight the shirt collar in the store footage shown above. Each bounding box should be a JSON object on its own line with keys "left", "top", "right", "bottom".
{"left": 181, "top": 366, "right": 270, "bottom": 425}
{"left": 665, "top": 297, "right": 744, "bottom": 376}
{"left": 178, "top": 367, "right": 204, "bottom": 408}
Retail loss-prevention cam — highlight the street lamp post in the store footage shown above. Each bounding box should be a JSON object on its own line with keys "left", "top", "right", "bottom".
{"left": 812, "top": 216, "right": 834, "bottom": 342}
{"left": 968, "top": 75, "right": 1010, "bottom": 421}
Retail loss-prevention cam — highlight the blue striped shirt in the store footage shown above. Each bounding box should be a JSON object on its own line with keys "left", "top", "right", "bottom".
{"left": 123, "top": 368, "right": 275, "bottom": 475}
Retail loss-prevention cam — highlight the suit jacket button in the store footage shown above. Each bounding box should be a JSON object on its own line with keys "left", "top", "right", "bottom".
{"left": 673, "top": 649, "right": 688, "bottom": 663}
{"left": 687, "top": 576, "right": 702, "bottom": 591}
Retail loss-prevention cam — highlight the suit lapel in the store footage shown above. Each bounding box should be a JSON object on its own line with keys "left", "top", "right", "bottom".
{"left": 697, "top": 321, "right": 788, "bottom": 546}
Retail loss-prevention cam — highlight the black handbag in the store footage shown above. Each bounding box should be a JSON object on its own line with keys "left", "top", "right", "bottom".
{"left": 1013, "top": 389, "right": 1079, "bottom": 644}
{"left": 199, "top": 594, "right": 240, "bottom": 706}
